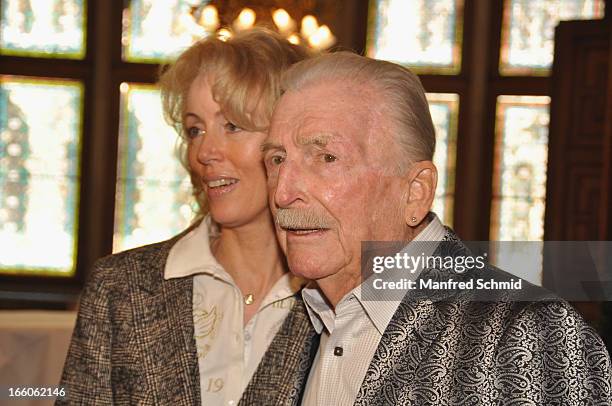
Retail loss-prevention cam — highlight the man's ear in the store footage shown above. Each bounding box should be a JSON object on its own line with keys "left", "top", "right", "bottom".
{"left": 402, "top": 161, "right": 437, "bottom": 226}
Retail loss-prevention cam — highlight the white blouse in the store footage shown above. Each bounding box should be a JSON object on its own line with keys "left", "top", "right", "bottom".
{"left": 165, "top": 218, "right": 303, "bottom": 406}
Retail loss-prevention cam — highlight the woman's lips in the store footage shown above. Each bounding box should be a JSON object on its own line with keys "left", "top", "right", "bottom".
{"left": 205, "top": 178, "right": 239, "bottom": 199}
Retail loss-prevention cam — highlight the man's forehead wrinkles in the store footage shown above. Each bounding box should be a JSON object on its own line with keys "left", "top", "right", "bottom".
{"left": 260, "top": 141, "right": 283, "bottom": 153}
{"left": 295, "top": 132, "right": 334, "bottom": 147}
{"left": 269, "top": 112, "right": 299, "bottom": 138}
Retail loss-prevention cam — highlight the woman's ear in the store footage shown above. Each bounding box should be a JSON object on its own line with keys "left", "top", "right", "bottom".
{"left": 402, "top": 161, "right": 437, "bottom": 227}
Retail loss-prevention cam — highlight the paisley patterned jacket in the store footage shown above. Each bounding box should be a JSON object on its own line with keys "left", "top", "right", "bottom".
{"left": 241, "top": 230, "right": 612, "bottom": 405}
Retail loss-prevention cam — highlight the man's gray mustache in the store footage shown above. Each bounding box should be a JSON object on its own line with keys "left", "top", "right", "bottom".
{"left": 275, "top": 209, "right": 333, "bottom": 230}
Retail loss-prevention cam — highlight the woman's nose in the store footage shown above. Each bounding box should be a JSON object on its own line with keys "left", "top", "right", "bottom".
{"left": 195, "top": 130, "right": 224, "bottom": 165}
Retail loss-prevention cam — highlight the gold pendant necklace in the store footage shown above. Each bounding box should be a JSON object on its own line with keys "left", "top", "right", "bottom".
{"left": 244, "top": 293, "right": 254, "bottom": 305}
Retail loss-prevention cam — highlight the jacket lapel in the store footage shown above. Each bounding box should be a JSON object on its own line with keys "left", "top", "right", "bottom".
{"left": 240, "top": 296, "right": 320, "bottom": 406}
{"left": 127, "top": 238, "right": 201, "bottom": 405}
{"left": 355, "top": 298, "right": 447, "bottom": 405}
{"left": 355, "top": 230, "right": 466, "bottom": 405}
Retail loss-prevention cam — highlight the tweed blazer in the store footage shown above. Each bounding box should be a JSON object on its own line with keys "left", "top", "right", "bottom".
{"left": 241, "top": 231, "right": 612, "bottom": 405}
{"left": 57, "top": 235, "right": 202, "bottom": 405}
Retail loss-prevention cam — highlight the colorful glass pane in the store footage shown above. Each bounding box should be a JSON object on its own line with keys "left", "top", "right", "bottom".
{"left": 490, "top": 96, "right": 550, "bottom": 285}
{"left": 367, "top": 0, "right": 463, "bottom": 74}
{"left": 122, "top": 0, "right": 209, "bottom": 63}
{"left": 113, "top": 83, "right": 194, "bottom": 253}
{"left": 491, "top": 95, "right": 550, "bottom": 242}
{"left": 0, "top": 76, "right": 83, "bottom": 276}
{"left": 427, "top": 93, "right": 459, "bottom": 226}
{"left": 0, "top": 0, "right": 86, "bottom": 59}
{"left": 500, "top": 0, "right": 605, "bottom": 75}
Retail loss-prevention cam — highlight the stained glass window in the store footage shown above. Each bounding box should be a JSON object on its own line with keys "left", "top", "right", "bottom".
{"left": 500, "top": 0, "right": 605, "bottom": 75}
{"left": 0, "top": 76, "right": 83, "bottom": 276}
{"left": 113, "top": 83, "right": 194, "bottom": 253}
{"left": 490, "top": 96, "right": 550, "bottom": 285}
{"left": 367, "top": 0, "right": 464, "bottom": 74}
{"left": 491, "top": 95, "right": 550, "bottom": 241}
{"left": 427, "top": 93, "right": 459, "bottom": 226}
{"left": 122, "top": 0, "right": 207, "bottom": 63}
{"left": 0, "top": 0, "right": 87, "bottom": 59}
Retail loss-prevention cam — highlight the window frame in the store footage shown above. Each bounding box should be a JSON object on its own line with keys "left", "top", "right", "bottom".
{"left": 0, "top": 0, "right": 97, "bottom": 303}
{"left": 0, "top": 1, "right": 162, "bottom": 306}
{"left": 356, "top": 0, "right": 586, "bottom": 241}
{"left": 0, "top": 0, "right": 608, "bottom": 307}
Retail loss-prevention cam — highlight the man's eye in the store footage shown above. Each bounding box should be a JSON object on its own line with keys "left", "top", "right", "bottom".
{"left": 265, "top": 154, "right": 285, "bottom": 167}
{"left": 225, "top": 122, "right": 242, "bottom": 133}
{"left": 186, "top": 127, "right": 204, "bottom": 139}
{"left": 323, "top": 153, "right": 337, "bottom": 163}
{"left": 270, "top": 155, "right": 285, "bottom": 165}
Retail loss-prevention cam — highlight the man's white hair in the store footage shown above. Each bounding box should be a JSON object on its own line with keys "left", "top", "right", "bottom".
{"left": 281, "top": 52, "right": 436, "bottom": 171}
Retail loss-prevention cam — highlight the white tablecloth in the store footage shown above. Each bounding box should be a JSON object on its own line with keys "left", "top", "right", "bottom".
{"left": 0, "top": 311, "right": 76, "bottom": 406}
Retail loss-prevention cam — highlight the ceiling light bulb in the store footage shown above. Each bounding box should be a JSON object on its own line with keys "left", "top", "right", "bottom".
{"left": 235, "top": 8, "right": 256, "bottom": 30}
{"left": 272, "top": 8, "right": 294, "bottom": 33}
{"left": 217, "top": 28, "right": 232, "bottom": 41}
{"left": 200, "top": 5, "right": 219, "bottom": 31}
{"left": 301, "top": 15, "right": 318, "bottom": 38}
{"left": 309, "top": 25, "right": 335, "bottom": 50}
{"left": 288, "top": 33, "right": 300, "bottom": 45}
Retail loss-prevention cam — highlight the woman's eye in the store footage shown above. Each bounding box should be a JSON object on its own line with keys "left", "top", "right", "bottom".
{"left": 323, "top": 153, "right": 337, "bottom": 163}
{"left": 224, "top": 122, "right": 242, "bottom": 133}
{"left": 186, "top": 127, "right": 204, "bottom": 139}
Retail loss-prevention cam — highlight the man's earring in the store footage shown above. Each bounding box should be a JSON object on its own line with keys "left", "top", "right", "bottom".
{"left": 411, "top": 216, "right": 417, "bottom": 223}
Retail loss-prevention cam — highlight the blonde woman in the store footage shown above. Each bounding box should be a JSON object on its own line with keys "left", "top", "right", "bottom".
{"left": 59, "top": 30, "right": 309, "bottom": 405}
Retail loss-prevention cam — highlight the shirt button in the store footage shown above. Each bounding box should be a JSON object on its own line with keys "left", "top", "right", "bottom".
{"left": 334, "top": 346, "right": 344, "bottom": 356}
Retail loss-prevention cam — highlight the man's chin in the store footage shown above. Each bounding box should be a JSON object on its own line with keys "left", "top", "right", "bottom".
{"left": 287, "top": 257, "right": 336, "bottom": 281}
{"left": 285, "top": 240, "right": 343, "bottom": 280}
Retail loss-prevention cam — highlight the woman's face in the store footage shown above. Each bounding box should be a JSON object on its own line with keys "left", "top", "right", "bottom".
{"left": 184, "top": 75, "right": 270, "bottom": 229}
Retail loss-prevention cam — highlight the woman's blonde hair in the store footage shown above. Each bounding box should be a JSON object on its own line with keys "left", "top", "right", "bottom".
{"left": 159, "top": 29, "right": 309, "bottom": 218}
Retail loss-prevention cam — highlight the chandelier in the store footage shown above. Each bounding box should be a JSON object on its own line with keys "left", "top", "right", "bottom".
{"left": 182, "top": 1, "right": 337, "bottom": 50}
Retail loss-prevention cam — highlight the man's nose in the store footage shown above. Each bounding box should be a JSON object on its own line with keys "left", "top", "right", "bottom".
{"left": 274, "top": 160, "right": 306, "bottom": 208}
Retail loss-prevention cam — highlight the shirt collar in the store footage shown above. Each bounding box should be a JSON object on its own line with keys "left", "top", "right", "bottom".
{"left": 302, "top": 212, "right": 447, "bottom": 335}
{"left": 165, "top": 216, "right": 305, "bottom": 302}
{"left": 302, "top": 282, "right": 330, "bottom": 334}
{"left": 261, "top": 272, "right": 306, "bottom": 308}
{"left": 164, "top": 216, "right": 224, "bottom": 280}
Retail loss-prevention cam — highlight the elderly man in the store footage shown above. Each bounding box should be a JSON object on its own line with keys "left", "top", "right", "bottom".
{"left": 240, "top": 52, "right": 612, "bottom": 405}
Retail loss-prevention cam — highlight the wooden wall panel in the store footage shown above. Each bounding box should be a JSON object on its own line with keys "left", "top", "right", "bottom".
{"left": 545, "top": 19, "right": 611, "bottom": 333}
{"left": 600, "top": 27, "right": 612, "bottom": 240}
{"left": 545, "top": 20, "right": 610, "bottom": 242}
